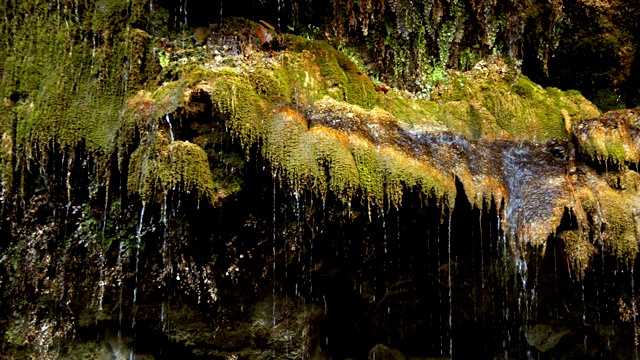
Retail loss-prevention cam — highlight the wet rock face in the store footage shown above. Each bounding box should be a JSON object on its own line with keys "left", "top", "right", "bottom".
{"left": 523, "top": 324, "right": 572, "bottom": 353}
{"left": 1, "top": 2, "right": 640, "bottom": 360}
{"left": 573, "top": 108, "right": 640, "bottom": 166}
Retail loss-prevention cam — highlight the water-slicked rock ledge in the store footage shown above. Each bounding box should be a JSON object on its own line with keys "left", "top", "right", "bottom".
{"left": 114, "top": 20, "right": 639, "bottom": 270}
{"left": 135, "top": 77, "right": 639, "bottom": 271}
{"left": 573, "top": 107, "right": 640, "bottom": 167}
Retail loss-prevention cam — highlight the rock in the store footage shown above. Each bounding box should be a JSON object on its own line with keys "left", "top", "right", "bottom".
{"left": 573, "top": 107, "right": 640, "bottom": 165}
{"left": 193, "top": 26, "right": 212, "bottom": 45}
{"left": 368, "top": 344, "right": 407, "bottom": 360}
{"left": 522, "top": 324, "right": 572, "bottom": 352}
{"left": 368, "top": 344, "right": 448, "bottom": 360}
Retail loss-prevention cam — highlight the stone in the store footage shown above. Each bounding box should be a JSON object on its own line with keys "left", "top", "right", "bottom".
{"left": 522, "top": 324, "right": 572, "bottom": 352}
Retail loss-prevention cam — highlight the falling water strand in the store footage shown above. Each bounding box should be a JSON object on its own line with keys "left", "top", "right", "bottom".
{"left": 165, "top": 114, "right": 174, "bottom": 142}
{"left": 132, "top": 204, "right": 146, "bottom": 329}
{"left": 97, "top": 184, "right": 110, "bottom": 317}
{"left": 582, "top": 281, "right": 588, "bottom": 352}
{"left": 381, "top": 208, "right": 390, "bottom": 341}
{"left": 161, "top": 196, "right": 170, "bottom": 332}
{"left": 277, "top": 0, "right": 281, "bottom": 29}
{"left": 184, "top": 0, "right": 188, "bottom": 26}
{"left": 479, "top": 213, "right": 484, "bottom": 292}
{"left": 272, "top": 174, "right": 277, "bottom": 331}
{"left": 436, "top": 221, "right": 443, "bottom": 354}
{"left": 516, "top": 256, "right": 528, "bottom": 318}
{"left": 382, "top": 208, "right": 387, "bottom": 289}
{"left": 447, "top": 211, "right": 453, "bottom": 359}
{"left": 498, "top": 213, "right": 509, "bottom": 358}
{"left": 632, "top": 264, "right": 638, "bottom": 359}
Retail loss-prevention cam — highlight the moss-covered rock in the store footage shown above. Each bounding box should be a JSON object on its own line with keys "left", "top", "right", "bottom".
{"left": 128, "top": 136, "right": 219, "bottom": 205}
{"left": 433, "top": 64, "right": 601, "bottom": 141}
{"left": 1, "top": 1, "right": 638, "bottom": 306}
{"left": 577, "top": 167, "right": 640, "bottom": 262}
{"left": 573, "top": 108, "right": 640, "bottom": 166}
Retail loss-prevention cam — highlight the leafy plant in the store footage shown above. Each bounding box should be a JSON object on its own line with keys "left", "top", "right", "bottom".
{"left": 158, "top": 50, "right": 170, "bottom": 68}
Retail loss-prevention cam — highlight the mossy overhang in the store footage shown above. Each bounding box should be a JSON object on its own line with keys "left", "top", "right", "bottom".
{"left": 573, "top": 108, "right": 640, "bottom": 166}
{"left": 2, "top": 8, "right": 638, "bottom": 266}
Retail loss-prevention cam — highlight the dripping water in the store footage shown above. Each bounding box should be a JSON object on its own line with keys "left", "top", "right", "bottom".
{"left": 498, "top": 213, "right": 509, "bottom": 358}
{"left": 447, "top": 210, "right": 453, "bottom": 359}
{"left": 277, "top": 0, "right": 281, "bottom": 29}
{"left": 633, "top": 264, "right": 638, "bottom": 359}
{"left": 161, "top": 195, "right": 171, "bottom": 332}
{"left": 132, "top": 203, "right": 146, "bottom": 330}
{"left": 165, "top": 114, "right": 174, "bottom": 143}
{"left": 97, "top": 181, "right": 110, "bottom": 318}
{"left": 436, "top": 216, "right": 443, "bottom": 354}
{"left": 272, "top": 173, "right": 277, "bottom": 331}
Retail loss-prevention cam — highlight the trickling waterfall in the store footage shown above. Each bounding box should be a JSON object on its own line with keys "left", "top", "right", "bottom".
{"left": 1, "top": 1, "right": 640, "bottom": 359}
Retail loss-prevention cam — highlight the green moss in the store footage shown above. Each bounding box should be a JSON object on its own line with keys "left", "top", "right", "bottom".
{"left": 305, "top": 40, "right": 378, "bottom": 109}
{"left": 579, "top": 170, "right": 639, "bottom": 263}
{"left": 263, "top": 110, "right": 324, "bottom": 189}
{"left": 511, "top": 76, "right": 536, "bottom": 99}
{"left": 593, "top": 89, "right": 626, "bottom": 112}
{"left": 383, "top": 146, "right": 456, "bottom": 207}
{"left": 206, "top": 69, "right": 269, "bottom": 146}
{"left": 1, "top": 130, "right": 13, "bottom": 193}
{"left": 0, "top": 0, "right": 160, "bottom": 174}
{"left": 377, "top": 95, "right": 440, "bottom": 125}
{"left": 559, "top": 230, "right": 596, "bottom": 279}
{"left": 249, "top": 65, "right": 292, "bottom": 106}
{"left": 128, "top": 136, "right": 218, "bottom": 205}
{"left": 439, "top": 101, "right": 480, "bottom": 138}
{"left": 308, "top": 127, "right": 360, "bottom": 199}
{"left": 573, "top": 109, "right": 640, "bottom": 165}
{"left": 429, "top": 66, "right": 601, "bottom": 141}
{"left": 349, "top": 138, "right": 386, "bottom": 203}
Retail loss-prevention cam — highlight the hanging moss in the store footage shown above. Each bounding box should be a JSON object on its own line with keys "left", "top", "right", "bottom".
{"left": 128, "top": 135, "right": 218, "bottom": 205}
{"left": 308, "top": 127, "right": 360, "bottom": 200}
{"left": 205, "top": 69, "right": 270, "bottom": 147}
{"left": 558, "top": 230, "right": 596, "bottom": 280}
{"left": 0, "top": 0, "right": 163, "bottom": 199}
{"left": 263, "top": 110, "right": 325, "bottom": 190}
{"left": 248, "top": 65, "right": 292, "bottom": 107}
{"left": 577, "top": 168, "right": 639, "bottom": 263}
{"left": 1, "top": 130, "right": 12, "bottom": 194}
{"left": 573, "top": 108, "right": 640, "bottom": 166}
{"left": 3, "top": 4, "right": 634, "bottom": 265}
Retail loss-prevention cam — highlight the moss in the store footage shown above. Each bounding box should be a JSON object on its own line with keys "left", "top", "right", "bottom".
{"left": 308, "top": 127, "right": 360, "bottom": 199}
{"left": 349, "top": 137, "right": 386, "bottom": 203}
{"left": 263, "top": 110, "right": 324, "bottom": 189}
{"left": 249, "top": 65, "right": 292, "bottom": 107}
{"left": 579, "top": 169, "right": 639, "bottom": 263}
{"left": 377, "top": 95, "right": 440, "bottom": 125}
{"left": 511, "top": 76, "right": 536, "bottom": 99}
{"left": 439, "top": 101, "right": 481, "bottom": 138}
{"left": 1, "top": 130, "right": 13, "bottom": 193}
{"left": 6, "top": 4, "right": 631, "bottom": 265}
{"left": 559, "top": 230, "right": 596, "bottom": 279}
{"left": 573, "top": 108, "right": 640, "bottom": 165}
{"left": 382, "top": 146, "right": 456, "bottom": 207}
{"left": 206, "top": 70, "right": 270, "bottom": 146}
{"left": 429, "top": 63, "right": 601, "bottom": 141}
{"left": 0, "top": 0, "right": 160, "bottom": 175}
{"left": 305, "top": 40, "right": 378, "bottom": 109}
{"left": 128, "top": 136, "right": 218, "bottom": 205}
